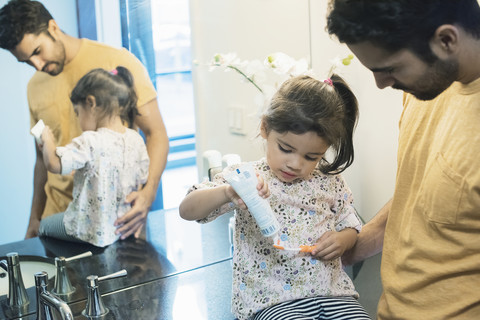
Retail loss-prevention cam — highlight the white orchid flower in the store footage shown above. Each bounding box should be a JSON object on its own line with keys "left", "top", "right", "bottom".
{"left": 265, "top": 52, "right": 297, "bottom": 75}
{"left": 211, "top": 52, "right": 237, "bottom": 66}
{"left": 244, "top": 60, "right": 266, "bottom": 84}
{"left": 288, "top": 58, "right": 310, "bottom": 77}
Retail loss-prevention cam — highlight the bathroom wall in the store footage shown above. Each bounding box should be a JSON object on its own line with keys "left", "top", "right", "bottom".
{"left": 190, "top": 0, "right": 403, "bottom": 222}
{"left": 0, "top": 0, "right": 78, "bottom": 245}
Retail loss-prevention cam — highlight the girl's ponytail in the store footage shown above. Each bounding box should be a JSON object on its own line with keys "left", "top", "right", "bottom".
{"left": 329, "top": 73, "right": 358, "bottom": 172}
{"left": 115, "top": 66, "right": 139, "bottom": 128}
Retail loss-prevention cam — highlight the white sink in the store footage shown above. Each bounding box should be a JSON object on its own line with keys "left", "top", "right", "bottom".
{"left": 0, "top": 256, "right": 56, "bottom": 296}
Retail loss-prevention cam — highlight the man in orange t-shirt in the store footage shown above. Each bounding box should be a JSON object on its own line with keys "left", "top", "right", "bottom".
{"left": 327, "top": 1, "right": 480, "bottom": 319}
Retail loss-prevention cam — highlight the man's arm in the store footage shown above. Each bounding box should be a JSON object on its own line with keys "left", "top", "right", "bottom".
{"left": 341, "top": 199, "right": 391, "bottom": 265}
{"left": 115, "top": 98, "right": 169, "bottom": 239}
{"left": 25, "top": 143, "right": 48, "bottom": 239}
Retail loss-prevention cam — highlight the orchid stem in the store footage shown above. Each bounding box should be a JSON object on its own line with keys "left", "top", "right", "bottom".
{"left": 225, "top": 65, "right": 263, "bottom": 93}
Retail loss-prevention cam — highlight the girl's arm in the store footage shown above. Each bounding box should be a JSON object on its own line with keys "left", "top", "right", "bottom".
{"left": 180, "top": 173, "right": 270, "bottom": 221}
{"left": 179, "top": 185, "right": 233, "bottom": 221}
{"left": 311, "top": 228, "right": 358, "bottom": 261}
{"left": 41, "top": 126, "right": 61, "bottom": 174}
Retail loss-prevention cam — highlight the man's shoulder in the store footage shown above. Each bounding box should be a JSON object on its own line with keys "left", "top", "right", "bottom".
{"left": 82, "top": 39, "right": 131, "bottom": 56}
{"left": 81, "top": 38, "right": 127, "bottom": 53}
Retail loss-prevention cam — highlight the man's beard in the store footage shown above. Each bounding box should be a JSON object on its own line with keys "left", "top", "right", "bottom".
{"left": 393, "top": 57, "right": 459, "bottom": 101}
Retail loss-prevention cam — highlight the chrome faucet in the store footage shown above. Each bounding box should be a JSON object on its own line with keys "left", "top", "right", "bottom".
{"left": 0, "top": 252, "right": 29, "bottom": 308}
{"left": 53, "top": 251, "right": 92, "bottom": 297}
{"left": 82, "top": 269, "right": 128, "bottom": 318}
{"left": 34, "top": 271, "right": 73, "bottom": 320}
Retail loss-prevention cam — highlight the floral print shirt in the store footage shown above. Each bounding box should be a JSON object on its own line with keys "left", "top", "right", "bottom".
{"left": 56, "top": 128, "right": 149, "bottom": 247}
{"left": 190, "top": 158, "right": 362, "bottom": 320}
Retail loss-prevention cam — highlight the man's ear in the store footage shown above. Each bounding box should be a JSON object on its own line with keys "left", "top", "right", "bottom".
{"left": 430, "top": 24, "right": 459, "bottom": 59}
{"left": 47, "top": 19, "right": 61, "bottom": 39}
{"left": 85, "top": 95, "right": 97, "bottom": 109}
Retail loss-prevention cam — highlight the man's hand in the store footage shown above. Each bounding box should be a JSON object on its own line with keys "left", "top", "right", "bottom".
{"left": 114, "top": 187, "right": 156, "bottom": 240}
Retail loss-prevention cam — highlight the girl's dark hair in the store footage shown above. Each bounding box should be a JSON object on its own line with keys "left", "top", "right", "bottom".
{"left": 0, "top": 0, "right": 53, "bottom": 50}
{"left": 70, "top": 66, "right": 139, "bottom": 128}
{"left": 262, "top": 74, "right": 358, "bottom": 174}
{"left": 327, "top": 0, "right": 480, "bottom": 64}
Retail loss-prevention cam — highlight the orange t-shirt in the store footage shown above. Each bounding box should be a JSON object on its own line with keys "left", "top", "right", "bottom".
{"left": 378, "top": 79, "right": 480, "bottom": 319}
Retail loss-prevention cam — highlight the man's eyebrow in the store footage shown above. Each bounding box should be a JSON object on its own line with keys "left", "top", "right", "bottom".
{"left": 18, "top": 47, "right": 39, "bottom": 63}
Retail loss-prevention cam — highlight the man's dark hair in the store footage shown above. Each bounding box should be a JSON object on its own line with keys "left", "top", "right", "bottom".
{"left": 327, "top": 0, "right": 480, "bottom": 63}
{"left": 0, "top": 0, "right": 53, "bottom": 50}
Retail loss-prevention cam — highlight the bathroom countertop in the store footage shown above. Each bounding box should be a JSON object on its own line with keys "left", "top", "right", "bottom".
{"left": 0, "top": 208, "right": 235, "bottom": 319}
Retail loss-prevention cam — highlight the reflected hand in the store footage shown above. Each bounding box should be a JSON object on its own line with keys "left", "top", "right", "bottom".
{"left": 25, "top": 218, "right": 41, "bottom": 239}
{"left": 114, "top": 187, "right": 155, "bottom": 240}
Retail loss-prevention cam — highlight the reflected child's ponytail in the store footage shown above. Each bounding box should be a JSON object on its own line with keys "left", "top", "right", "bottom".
{"left": 70, "top": 66, "right": 140, "bottom": 128}
{"left": 114, "top": 66, "right": 139, "bottom": 128}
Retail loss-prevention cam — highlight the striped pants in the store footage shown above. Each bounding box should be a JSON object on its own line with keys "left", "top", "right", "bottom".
{"left": 38, "top": 212, "right": 86, "bottom": 244}
{"left": 252, "top": 296, "right": 371, "bottom": 320}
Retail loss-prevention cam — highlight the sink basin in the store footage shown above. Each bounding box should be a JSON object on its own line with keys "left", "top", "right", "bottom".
{"left": 0, "top": 255, "right": 56, "bottom": 296}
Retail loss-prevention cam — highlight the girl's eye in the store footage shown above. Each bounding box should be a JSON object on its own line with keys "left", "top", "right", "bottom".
{"left": 278, "top": 145, "right": 291, "bottom": 153}
{"left": 305, "top": 155, "right": 318, "bottom": 162}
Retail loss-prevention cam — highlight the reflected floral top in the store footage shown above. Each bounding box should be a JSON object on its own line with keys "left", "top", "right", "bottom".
{"left": 190, "top": 158, "right": 362, "bottom": 320}
{"left": 56, "top": 128, "right": 149, "bottom": 247}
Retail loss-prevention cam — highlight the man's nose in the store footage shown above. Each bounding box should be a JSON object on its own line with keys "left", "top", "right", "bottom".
{"left": 29, "top": 56, "right": 45, "bottom": 71}
{"left": 373, "top": 72, "right": 395, "bottom": 89}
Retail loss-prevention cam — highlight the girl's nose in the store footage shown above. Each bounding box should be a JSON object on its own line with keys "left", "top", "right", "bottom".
{"left": 286, "top": 155, "right": 303, "bottom": 171}
{"left": 373, "top": 72, "right": 395, "bottom": 89}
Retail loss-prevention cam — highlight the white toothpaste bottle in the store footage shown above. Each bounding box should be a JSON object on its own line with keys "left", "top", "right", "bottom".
{"left": 225, "top": 163, "right": 280, "bottom": 237}
{"left": 30, "top": 119, "right": 45, "bottom": 145}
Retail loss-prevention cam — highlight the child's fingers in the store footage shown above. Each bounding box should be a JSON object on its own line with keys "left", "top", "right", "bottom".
{"left": 234, "top": 198, "right": 247, "bottom": 210}
{"left": 255, "top": 173, "right": 270, "bottom": 198}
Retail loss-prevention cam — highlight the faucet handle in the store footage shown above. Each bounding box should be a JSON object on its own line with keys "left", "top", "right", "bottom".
{"left": 53, "top": 251, "right": 92, "bottom": 296}
{"left": 83, "top": 269, "right": 127, "bottom": 318}
{"left": 63, "top": 251, "right": 93, "bottom": 262}
{"left": 2, "top": 252, "right": 29, "bottom": 308}
{"left": 97, "top": 269, "right": 128, "bottom": 283}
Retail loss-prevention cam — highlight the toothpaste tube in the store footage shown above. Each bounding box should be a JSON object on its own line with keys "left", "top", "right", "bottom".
{"left": 225, "top": 163, "right": 280, "bottom": 237}
{"left": 31, "top": 119, "right": 45, "bottom": 145}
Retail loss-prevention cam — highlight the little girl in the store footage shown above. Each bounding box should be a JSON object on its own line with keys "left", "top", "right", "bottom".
{"left": 38, "top": 66, "right": 149, "bottom": 247}
{"left": 180, "top": 74, "right": 370, "bottom": 319}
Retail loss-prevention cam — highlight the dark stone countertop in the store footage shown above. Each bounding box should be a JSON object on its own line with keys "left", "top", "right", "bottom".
{"left": 0, "top": 208, "right": 236, "bottom": 320}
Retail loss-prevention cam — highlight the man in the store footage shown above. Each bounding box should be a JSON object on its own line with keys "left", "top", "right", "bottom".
{"left": 0, "top": 0, "right": 169, "bottom": 240}
{"left": 327, "top": 0, "right": 480, "bottom": 319}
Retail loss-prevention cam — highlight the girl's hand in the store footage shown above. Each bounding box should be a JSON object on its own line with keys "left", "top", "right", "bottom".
{"left": 40, "top": 125, "right": 54, "bottom": 149}
{"left": 224, "top": 185, "right": 246, "bottom": 209}
{"left": 255, "top": 172, "right": 270, "bottom": 199}
{"left": 310, "top": 229, "right": 358, "bottom": 261}
{"left": 224, "top": 172, "right": 270, "bottom": 210}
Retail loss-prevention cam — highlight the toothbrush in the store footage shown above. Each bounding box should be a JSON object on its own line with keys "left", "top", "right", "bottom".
{"left": 272, "top": 238, "right": 315, "bottom": 253}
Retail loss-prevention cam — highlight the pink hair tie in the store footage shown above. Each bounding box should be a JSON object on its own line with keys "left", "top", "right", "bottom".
{"left": 110, "top": 68, "right": 118, "bottom": 75}
{"left": 323, "top": 78, "right": 333, "bottom": 86}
